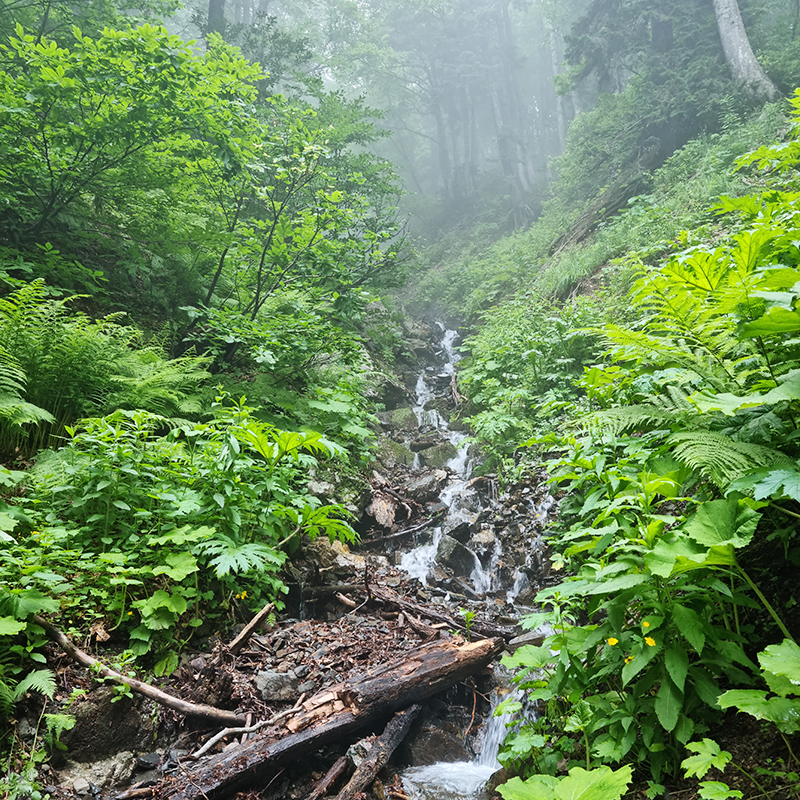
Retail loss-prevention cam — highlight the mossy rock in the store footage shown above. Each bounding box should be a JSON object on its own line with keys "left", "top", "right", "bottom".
{"left": 374, "top": 437, "right": 416, "bottom": 469}
{"left": 420, "top": 441, "right": 458, "bottom": 469}
{"left": 377, "top": 406, "right": 419, "bottom": 433}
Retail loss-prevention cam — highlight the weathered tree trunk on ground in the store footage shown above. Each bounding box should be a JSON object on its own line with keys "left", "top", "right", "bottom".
{"left": 157, "top": 637, "right": 503, "bottom": 800}
{"left": 712, "top": 0, "right": 778, "bottom": 101}
{"left": 333, "top": 705, "right": 422, "bottom": 800}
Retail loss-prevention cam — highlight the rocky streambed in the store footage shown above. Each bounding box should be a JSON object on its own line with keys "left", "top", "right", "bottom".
{"left": 15, "top": 320, "right": 559, "bottom": 800}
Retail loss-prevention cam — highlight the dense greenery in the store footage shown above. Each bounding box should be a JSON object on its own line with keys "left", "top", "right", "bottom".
{"left": 455, "top": 93, "right": 800, "bottom": 798}
{"left": 0, "top": 1, "right": 404, "bottom": 755}
{"left": 2, "top": 1, "right": 800, "bottom": 797}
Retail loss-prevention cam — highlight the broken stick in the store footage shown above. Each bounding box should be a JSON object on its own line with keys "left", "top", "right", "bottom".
{"left": 306, "top": 756, "right": 349, "bottom": 800}
{"left": 33, "top": 615, "right": 246, "bottom": 727}
{"left": 334, "top": 705, "right": 421, "bottom": 800}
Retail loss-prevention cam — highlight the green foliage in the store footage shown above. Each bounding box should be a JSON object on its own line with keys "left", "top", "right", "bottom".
{"left": 0, "top": 280, "right": 209, "bottom": 453}
{"left": 497, "top": 90, "right": 800, "bottom": 788}
{"left": 1, "top": 396, "right": 355, "bottom": 659}
{"left": 498, "top": 764, "right": 632, "bottom": 800}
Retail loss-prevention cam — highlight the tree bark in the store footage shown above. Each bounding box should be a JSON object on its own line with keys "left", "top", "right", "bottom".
{"left": 208, "top": 0, "right": 225, "bottom": 35}
{"left": 712, "top": 0, "right": 778, "bottom": 102}
{"left": 157, "top": 637, "right": 503, "bottom": 800}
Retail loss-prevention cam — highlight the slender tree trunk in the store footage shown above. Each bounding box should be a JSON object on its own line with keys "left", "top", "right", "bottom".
{"left": 712, "top": 0, "right": 778, "bottom": 101}
{"left": 209, "top": 0, "right": 225, "bottom": 35}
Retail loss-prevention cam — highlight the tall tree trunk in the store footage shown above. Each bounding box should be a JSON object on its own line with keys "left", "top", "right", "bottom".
{"left": 712, "top": 0, "right": 777, "bottom": 101}
{"left": 208, "top": 0, "right": 225, "bottom": 35}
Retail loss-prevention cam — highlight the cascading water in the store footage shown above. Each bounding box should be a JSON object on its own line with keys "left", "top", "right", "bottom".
{"left": 401, "top": 684, "right": 520, "bottom": 800}
{"left": 393, "top": 324, "right": 555, "bottom": 798}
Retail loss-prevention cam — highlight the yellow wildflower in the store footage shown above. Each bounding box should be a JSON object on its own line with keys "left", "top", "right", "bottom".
{"left": 625, "top": 656, "right": 633, "bottom": 664}
{"left": 608, "top": 637, "right": 619, "bottom": 646}
{"left": 643, "top": 620, "right": 650, "bottom": 628}
{"left": 127, "top": 611, "right": 133, "bottom": 616}
{"left": 645, "top": 636, "right": 656, "bottom": 647}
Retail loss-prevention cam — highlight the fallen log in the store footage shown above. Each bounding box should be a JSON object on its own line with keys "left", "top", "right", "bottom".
{"left": 33, "top": 615, "right": 246, "bottom": 726}
{"left": 334, "top": 705, "right": 421, "bottom": 800}
{"left": 158, "top": 637, "right": 503, "bottom": 800}
{"left": 368, "top": 586, "right": 516, "bottom": 642}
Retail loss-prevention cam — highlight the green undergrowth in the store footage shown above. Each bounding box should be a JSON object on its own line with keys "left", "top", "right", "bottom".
{"left": 476, "top": 90, "right": 800, "bottom": 796}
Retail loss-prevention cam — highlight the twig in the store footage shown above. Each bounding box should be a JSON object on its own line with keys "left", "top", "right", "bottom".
{"left": 464, "top": 679, "right": 477, "bottom": 739}
{"left": 335, "top": 592, "right": 358, "bottom": 609}
{"left": 222, "top": 602, "right": 275, "bottom": 660}
{"left": 33, "top": 615, "right": 245, "bottom": 726}
{"left": 192, "top": 694, "right": 308, "bottom": 759}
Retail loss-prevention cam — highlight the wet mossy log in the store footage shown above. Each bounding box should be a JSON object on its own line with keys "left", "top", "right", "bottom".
{"left": 158, "top": 637, "right": 502, "bottom": 800}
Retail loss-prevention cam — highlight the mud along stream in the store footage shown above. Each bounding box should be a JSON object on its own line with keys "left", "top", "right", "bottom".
{"left": 29, "top": 322, "right": 556, "bottom": 800}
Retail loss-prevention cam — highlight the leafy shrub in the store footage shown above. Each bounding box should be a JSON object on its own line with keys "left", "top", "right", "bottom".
{"left": 2, "top": 395, "right": 355, "bottom": 667}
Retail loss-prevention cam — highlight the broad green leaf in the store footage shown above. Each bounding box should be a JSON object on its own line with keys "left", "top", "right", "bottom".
{"left": 655, "top": 678, "right": 683, "bottom": 732}
{"left": 698, "top": 781, "right": 742, "bottom": 800}
{"left": 673, "top": 605, "right": 706, "bottom": 655}
{"left": 2, "top": 590, "right": 60, "bottom": 618}
{"left": 718, "top": 690, "right": 800, "bottom": 733}
{"left": 152, "top": 552, "right": 198, "bottom": 582}
{"left": 665, "top": 646, "right": 690, "bottom": 692}
{"left": 499, "top": 775, "right": 560, "bottom": 800}
{"left": 622, "top": 640, "right": 660, "bottom": 686}
{"left": 502, "top": 644, "right": 556, "bottom": 671}
{"left": 581, "top": 573, "right": 648, "bottom": 596}
{"left": 758, "top": 639, "right": 800, "bottom": 686}
{"left": 646, "top": 533, "right": 736, "bottom": 578}
{"left": 691, "top": 371, "right": 800, "bottom": 416}
{"left": 683, "top": 498, "right": 759, "bottom": 549}
{"left": 741, "top": 307, "right": 800, "bottom": 337}
{"left": 556, "top": 765, "right": 633, "bottom": 800}
{"left": 0, "top": 615, "right": 27, "bottom": 636}
{"left": 681, "top": 739, "right": 732, "bottom": 779}
{"left": 499, "top": 766, "right": 633, "bottom": 800}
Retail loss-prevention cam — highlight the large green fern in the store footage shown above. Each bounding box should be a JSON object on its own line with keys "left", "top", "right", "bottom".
{"left": 668, "top": 429, "right": 792, "bottom": 488}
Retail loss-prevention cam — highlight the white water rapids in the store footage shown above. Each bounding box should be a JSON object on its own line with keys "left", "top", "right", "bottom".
{"left": 396, "top": 326, "right": 528, "bottom": 798}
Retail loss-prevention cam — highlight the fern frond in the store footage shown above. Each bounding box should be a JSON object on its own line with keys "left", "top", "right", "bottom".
{"left": 588, "top": 405, "right": 678, "bottom": 436}
{"left": 13, "top": 668, "right": 56, "bottom": 700}
{"left": 668, "top": 430, "right": 792, "bottom": 487}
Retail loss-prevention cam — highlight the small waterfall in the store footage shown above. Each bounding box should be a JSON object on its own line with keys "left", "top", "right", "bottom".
{"left": 401, "top": 686, "right": 519, "bottom": 800}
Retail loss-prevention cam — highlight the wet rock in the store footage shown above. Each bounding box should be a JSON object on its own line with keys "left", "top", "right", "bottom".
{"left": 470, "top": 528, "right": 496, "bottom": 558}
{"left": 60, "top": 688, "right": 156, "bottom": 761}
{"left": 405, "top": 722, "right": 471, "bottom": 765}
{"left": 255, "top": 669, "right": 299, "bottom": 702}
{"left": 409, "top": 433, "right": 439, "bottom": 452}
{"left": 443, "top": 516, "right": 476, "bottom": 543}
{"left": 405, "top": 471, "right": 448, "bottom": 503}
{"left": 375, "top": 438, "right": 416, "bottom": 469}
{"left": 136, "top": 753, "right": 160, "bottom": 770}
{"left": 436, "top": 535, "right": 478, "bottom": 577}
{"left": 59, "top": 752, "right": 136, "bottom": 792}
{"left": 508, "top": 631, "right": 546, "bottom": 652}
{"left": 377, "top": 407, "right": 419, "bottom": 433}
{"left": 419, "top": 441, "right": 458, "bottom": 469}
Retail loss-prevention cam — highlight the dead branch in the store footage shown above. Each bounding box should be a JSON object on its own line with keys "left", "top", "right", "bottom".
{"left": 33, "top": 615, "right": 246, "bottom": 727}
